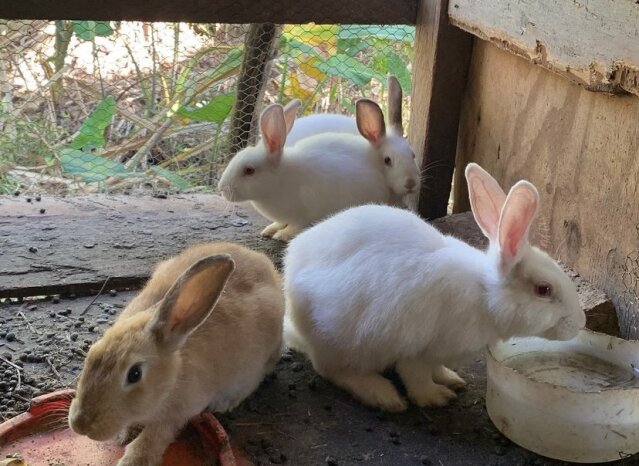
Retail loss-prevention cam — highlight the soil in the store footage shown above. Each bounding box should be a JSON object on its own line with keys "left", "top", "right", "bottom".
{"left": 0, "top": 294, "right": 635, "bottom": 466}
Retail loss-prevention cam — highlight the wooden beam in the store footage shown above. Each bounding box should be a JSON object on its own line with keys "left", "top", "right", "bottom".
{"left": 0, "top": 195, "right": 284, "bottom": 299}
{"left": 449, "top": 0, "right": 639, "bottom": 97}
{"left": 408, "top": 0, "right": 473, "bottom": 220}
{"left": 0, "top": 0, "right": 417, "bottom": 24}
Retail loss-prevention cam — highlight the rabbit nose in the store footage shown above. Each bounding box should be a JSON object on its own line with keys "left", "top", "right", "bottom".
{"left": 69, "top": 407, "right": 92, "bottom": 434}
{"left": 405, "top": 178, "right": 416, "bottom": 190}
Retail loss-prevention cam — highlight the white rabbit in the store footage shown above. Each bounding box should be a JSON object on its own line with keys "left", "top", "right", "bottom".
{"left": 218, "top": 104, "right": 405, "bottom": 241}
{"left": 283, "top": 163, "right": 586, "bottom": 412}
{"left": 283, "top": 76, "right": 420, "bottom": 205}
{"left": 282, "top": 100, "right": 358, "bottom": 147}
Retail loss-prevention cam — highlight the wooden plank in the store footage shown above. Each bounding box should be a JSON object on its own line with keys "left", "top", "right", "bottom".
{"left": 408, "top": 0, "right": 473, "bottom": 220}
{"left": 432, "top": 212, "right": 619, "bottom": 337}
{"left": 454, "top": 41, "right": 639, "bottom": 338}
{"left": 0, "top": 0, "right": 416, "bottom": 24}
{"left": 449, "top": 0, "right": 639, "bottom": 97}
{"left": 0, "top": 194, "right": 284, "bottom": 299}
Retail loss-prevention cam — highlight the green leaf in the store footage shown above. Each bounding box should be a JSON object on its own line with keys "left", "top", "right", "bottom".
{"left": 60, "top": 148, "right": 132, "bottom": 183}
{"left": 72, "top": 21, "right": 113, "bottom": 41}
{"left": 338, "top": 25, "right": 415, "bottom": 42}
{"left": 386, "top": 52, "right": 412, "bottom": 94}
{"left": 150, "top": 166, "right": 192, "bottom": 191}
{"left": 177, "top": 93, "right": 234, "bottom": 124}
{"left": 282, "top": 37, "right": 320, "bottom": 59}
{"left": 70, "top": 96, "right": 116, "bottom": 150}
{"left": 316, "top": 55, "right": 384, "bottom": 87}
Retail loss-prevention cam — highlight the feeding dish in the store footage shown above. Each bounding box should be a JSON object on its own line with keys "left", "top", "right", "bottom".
{"left": 486, "top": 329, "right": 639, "bottom": 463}
{"left": 0, "top": 389, "right": 250, "bottom": 466}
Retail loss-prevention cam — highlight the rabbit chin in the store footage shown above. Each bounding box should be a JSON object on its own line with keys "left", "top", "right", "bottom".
{"left": 542, "top": 317, "right": 582, "bottom": 341}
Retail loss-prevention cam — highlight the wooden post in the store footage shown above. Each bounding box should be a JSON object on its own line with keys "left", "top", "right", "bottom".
{"left": 408, "top": 0, "right": 473, "bottom": 220}
{"left": 227, "top": 23, "right": 280, "bottom": 159}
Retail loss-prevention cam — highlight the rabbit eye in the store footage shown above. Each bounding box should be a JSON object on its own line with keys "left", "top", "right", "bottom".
{"left": 127, "top": 363, "right": 143, "bottom": 384}
{"left": 384, "top": 156, "right": 392, "bottom": 167}
{"left": 534, "top": 282, "right": 553, "bottom": 298}
{"left": 243, "top": 167, "right": 255, "bottom": 176}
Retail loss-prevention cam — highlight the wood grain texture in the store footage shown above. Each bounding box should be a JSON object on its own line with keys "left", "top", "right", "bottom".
{"left": 449, "top": 0, "right": 639, "bottom": 97}
{"left": 0, "top": 0, "right": 417, "bottom": 24}
{"left": 454, "top": 41, "right": 639, "bottom": 337}
{"left": 408, "top": 0, "right": 473, "bottom": 220}
{"left": 0, "top": 194, "right": 283, "bottom": 299}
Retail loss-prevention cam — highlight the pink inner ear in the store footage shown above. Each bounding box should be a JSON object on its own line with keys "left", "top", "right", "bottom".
{"left": 466, "top": 171, "right": 505, "bottom": 241}
{"left": 499, "top": 184, "right": 539, "bottom": 263}
{"left": 357, "top": 101, "right": 385, "bottom": 145}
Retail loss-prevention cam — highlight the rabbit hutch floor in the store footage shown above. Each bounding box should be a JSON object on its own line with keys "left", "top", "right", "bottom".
{"left": 0, "top": 194, "right": 626, "bottom": 466}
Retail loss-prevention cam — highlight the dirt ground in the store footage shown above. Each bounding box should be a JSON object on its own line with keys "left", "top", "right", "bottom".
{"left": 1, "top": 293, "right": 636, "bottom": 466}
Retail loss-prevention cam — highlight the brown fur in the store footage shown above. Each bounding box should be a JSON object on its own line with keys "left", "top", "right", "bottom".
{"left": 69, "top": 242, "right": 284, "bottom": 466}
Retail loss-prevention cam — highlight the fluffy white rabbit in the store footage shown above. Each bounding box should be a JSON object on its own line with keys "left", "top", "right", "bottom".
{"left": 218, "top": 102, "right": 409, "bottom": 241}
{"left": 282, "top": 99, "right": 358, "bottom": 147}
{"left": 283, "top": 76, "right": 420, "bottom": 204}
{"left": 283, "top": 163, "right": 586, "bottom": 412}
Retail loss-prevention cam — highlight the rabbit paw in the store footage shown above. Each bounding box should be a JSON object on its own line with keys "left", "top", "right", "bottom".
{"left": 433, "top": 365, "right": 466, "bottom": 389}
{"left": 409, "top": 384, "right": 457, "bottom": 408}
{"left": 261, "top": 222, "right": 286, "bottom": 238}
{"left": 326, "top": 370, "right": 408, "bottom": 412}
{"left": 273, "top": 225, "right": 300, "bottom": 241}
{"left": 116, "top": 450, "right": 158, "bottom": 466}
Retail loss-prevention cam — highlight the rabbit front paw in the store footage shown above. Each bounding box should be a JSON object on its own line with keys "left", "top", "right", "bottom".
{"left": 409, "top": 383, "right": 457, "bottom": 407}
{"left": 433, "top": 365, "right": 466, "bottom": 389}
{"left": 273, "top": 225, "right": 300, "bottom": 241}
{"left": 261, "top": 222, "right": 286, "bottom": 237}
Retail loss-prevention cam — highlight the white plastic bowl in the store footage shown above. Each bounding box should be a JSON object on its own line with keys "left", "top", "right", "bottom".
{"left": 486, "top": 329, "right": 639, "bottom": 463}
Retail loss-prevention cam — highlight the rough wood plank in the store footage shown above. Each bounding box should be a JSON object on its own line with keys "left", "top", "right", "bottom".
{"left": 432, "top": 212, "right": 619, "bottom": 336}
{"left": 454, "top": 42, "right": 638, "bottom": 337}
{"left": 449, "top": 0, "right": 639, "bottom": 97}
{"left": 0, "top": 0, "right": 417, "bottom": 24}
{"left": 0, "top": 194, "right": 283, "bottom": 299}
{"left": 408, "top": 0, "right": 473, "bottom": 220}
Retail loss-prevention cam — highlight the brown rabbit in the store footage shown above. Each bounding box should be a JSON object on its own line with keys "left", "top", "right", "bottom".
{"left": 68, "top": 242, "right": 284, "bottom": 466}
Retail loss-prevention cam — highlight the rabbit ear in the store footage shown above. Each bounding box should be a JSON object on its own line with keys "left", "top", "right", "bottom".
{"left": 356, "top": 99, "right": 386, "bottom": 146}
{"left": 283, "top": 99, "right": 301, "bottom": 135}
{"left": 498, "top": 181, "right": 540, "bottom": 272}
{"left": 260, "top": 104, "right": 287, "bottom": 165}
{"left": 387, "top": 75, "right": 403, "bottom": 135}
{"left": 465, "top": 163, "right": 507, "bottom": 242}
{"left": 148, "top": 255, "right": 235, "bottom": 352}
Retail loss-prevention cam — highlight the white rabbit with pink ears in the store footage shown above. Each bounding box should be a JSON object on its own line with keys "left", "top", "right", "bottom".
{"left": 283, "top": 163, "right": 586, "bottom": 412}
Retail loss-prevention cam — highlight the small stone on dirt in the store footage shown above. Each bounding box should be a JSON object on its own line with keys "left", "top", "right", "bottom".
{"left": 109, "top": 289, "right": 118, "bottom": 297}
{"left": 325, "top": 456, "right": 338, "bottom": 466}
{"left": 39, "top": 209, "right": 46, "bottom": 214}
{"left": 28, "top": 246, "right": 37, "bottom": 253}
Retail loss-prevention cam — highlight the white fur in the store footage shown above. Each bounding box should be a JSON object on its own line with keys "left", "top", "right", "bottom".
{"left": 218, "top": 103, "right": 409, "bottom": 241}
{"left": 285, "top": 113, "right": 358, "bottom": 146}
{"left": 283, "top": 164, "right": 586, "bottom": 411}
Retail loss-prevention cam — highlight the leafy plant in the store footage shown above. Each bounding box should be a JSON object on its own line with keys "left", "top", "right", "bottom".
{"left": 60, "top": 148, "right": 132, "bottom": 183}
{"left": 278, "top": 24, "right": 415, "bottom": 112}
{"left": 72, "top": 21, "right": 114, "bottom": 41}
{"left": 70, "top": 96, "right": 117, "bottom": 151}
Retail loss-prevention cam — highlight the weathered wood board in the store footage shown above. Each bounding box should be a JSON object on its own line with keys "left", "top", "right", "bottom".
{"left": 454, "top": 41, "right": 638, "bottom": 337}
{"left": 0, "top": 0, "right": 417, "bottom": 24}
{"left": 449, "top": 0, "right": 639, "bottom": 97}
{"left": 0, "top": 194, "right": 283, "bottom": 298}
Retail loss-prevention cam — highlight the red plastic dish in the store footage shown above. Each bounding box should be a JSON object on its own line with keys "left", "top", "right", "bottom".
{"left": 0, "top": 389, "right": 251, "bottom": 466}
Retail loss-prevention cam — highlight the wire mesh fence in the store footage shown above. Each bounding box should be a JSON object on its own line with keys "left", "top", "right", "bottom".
{"left": 0, "top": 20, "right": 414, "bottom": 196}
